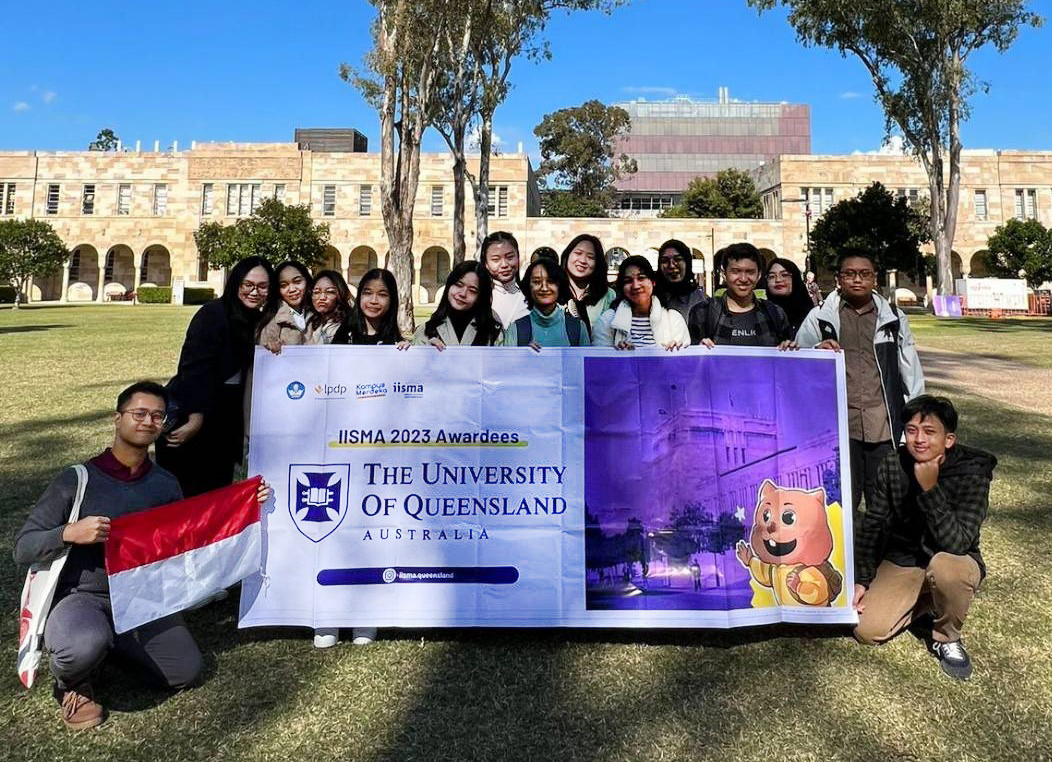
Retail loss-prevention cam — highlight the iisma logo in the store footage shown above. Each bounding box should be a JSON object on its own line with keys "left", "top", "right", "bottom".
{"left": 286, "top": 381, "right": 306, "bottom": 400}
{"left": 288, "top": 464, "right": 350, "bottom": 543}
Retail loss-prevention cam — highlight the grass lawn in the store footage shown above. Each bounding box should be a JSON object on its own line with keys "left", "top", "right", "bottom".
{"left": 1, "top": 306, "right": 1050, "bottom": 761}
{"left": 908, "top": 313, "right": 1052, "bottom": 368}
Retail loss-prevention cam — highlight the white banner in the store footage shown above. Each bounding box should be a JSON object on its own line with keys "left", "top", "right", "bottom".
{"left": 239, "top": 346, "right": 855, "bottom": 629}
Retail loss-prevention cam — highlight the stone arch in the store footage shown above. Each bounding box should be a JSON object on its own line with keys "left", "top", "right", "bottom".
{"left": 531, "top": 246, "right": 558, "bottom": 263}
{"left": 68, "top": 245, "right": 99, "bottom": 301}
{"left": 104, "top": 244, "right": 136, "bottom": 297}
{"left": 639, "top": 246, "right": 660, "bottom": 268}
{"left": 607, "top": 247, "right": 630, "bottom": 269}
{"left": 420, "top": 246, "right": 451, "bottom": 304}
{"left": 140, "top": 244, "right": 172, "bottom": 287}
{"left": 314, "top": 246, "right": 342, "bottom": 276}
{"left": 690, "top": 247, "right": 707, "bottom": 275}
{"left": 349, "top": 245, "right": 379, "bottom": 282}
{"left": 969, "top": 250, "right": 990, "bottom": 278}
{"left": 757, "top": 248, "right": 777, "bottom": 267}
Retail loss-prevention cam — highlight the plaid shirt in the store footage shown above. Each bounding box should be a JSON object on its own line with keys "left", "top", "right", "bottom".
{"left": 855, "top": 443, "right": 997, "bottom": 586}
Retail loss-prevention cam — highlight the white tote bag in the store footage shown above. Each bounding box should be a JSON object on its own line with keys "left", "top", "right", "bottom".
{"left": 17, "top": 464, "right": 88, "bottom": 689}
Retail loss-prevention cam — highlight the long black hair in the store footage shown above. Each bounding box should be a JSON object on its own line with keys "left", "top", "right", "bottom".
{"left": 222, "top": 256, "right": 275, "bottom": 359}
{"left": 654, "top": 238, "right": 699, "bottom": 298}
{"left": 559, "top": 233, "right": 610, "bottom": 307}
{"left": 256, "top": 260, "right": 313, "bottom": 341}
{"left": 308, "top": 269, "right": 352, "bottom": 330}
{"left": 425, "top": 260, "right": 501, "bottom": 346}
{"left": 522, "top": 259, "right": 572, "bottom": 309}
{"left": 345, "top": 268, "right": 403, "bottom": 344}
{"left": 610, "top": 255, "right": 666, "bottom": 310}
{"left": 765, "top": 257, "right": 814, "bottom": 333}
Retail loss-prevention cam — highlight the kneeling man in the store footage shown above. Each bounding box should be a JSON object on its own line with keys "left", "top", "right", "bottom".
{"left": 853, "top": 395, "right": 996, "bottom": 680}
{"left": 14, "top": 381, "right": 267, "bottom": 729}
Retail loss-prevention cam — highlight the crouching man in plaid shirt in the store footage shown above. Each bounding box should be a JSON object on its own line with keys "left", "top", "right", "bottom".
{"left": 853, "top": 395, "right": 996, "bottom": 680}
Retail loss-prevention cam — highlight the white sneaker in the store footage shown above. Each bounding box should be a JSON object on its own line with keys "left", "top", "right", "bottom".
{"left": 313, "top": 628, "right": 340, "bottom": 648}
{"left": 351, "top": 627, "right": 377, "bottom": 646}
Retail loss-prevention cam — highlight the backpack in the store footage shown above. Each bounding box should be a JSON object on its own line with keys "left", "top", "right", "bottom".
{"left": 513, "top": 312, "right": 583, "bottom": 347}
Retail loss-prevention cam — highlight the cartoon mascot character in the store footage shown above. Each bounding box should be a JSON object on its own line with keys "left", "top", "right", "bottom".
{"left": 735, "top": 479, "right": 843, "bottom": 606}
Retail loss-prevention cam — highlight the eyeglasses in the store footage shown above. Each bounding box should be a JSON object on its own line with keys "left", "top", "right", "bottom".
{"left": 767, "top": 271, "right": 791, "bottom": 280}
{"left": 121, "top": 408, "right": 166, "bottom": 424}
{"left": 839, "top": 270, "right": 875, "bottom": 281}
{"left": 312, "top": 288, "right": 340, "bottom": 297}
{"left": 240, "top": 281, "right": 270, "bottom": 294}
{"left": 659, "top": 256, "right": 685, "bottom": 266}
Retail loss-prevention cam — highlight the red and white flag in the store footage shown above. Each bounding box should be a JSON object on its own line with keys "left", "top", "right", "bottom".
{"left": 105, "top": 476, "right": 262, "bottom": 634}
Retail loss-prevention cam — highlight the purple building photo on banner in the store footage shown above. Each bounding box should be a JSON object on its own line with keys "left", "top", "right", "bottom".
{"left": 584, "top": 353, "right": 847, "bottom": 613}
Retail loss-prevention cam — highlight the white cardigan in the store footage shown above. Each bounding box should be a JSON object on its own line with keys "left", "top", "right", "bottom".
{"left": 591, "top": 299, "right": 690, "bottom": 347}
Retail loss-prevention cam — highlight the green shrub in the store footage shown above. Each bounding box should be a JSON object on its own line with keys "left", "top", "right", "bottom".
{"left": 137, "top": 286, "right": 172, "bottom": 304}
{"left": 183, "top": 287, "right": 215, "bottom": 305}
{"left": 0, "top": 285, "right": 16, "bottom": 304}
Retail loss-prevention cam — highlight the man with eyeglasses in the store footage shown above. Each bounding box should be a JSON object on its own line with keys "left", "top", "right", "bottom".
{"left": 14, "top": 381, "right": 269, "bottom": 730}
{"left": 796, "top": 252, "right": 924, "bottom": 522}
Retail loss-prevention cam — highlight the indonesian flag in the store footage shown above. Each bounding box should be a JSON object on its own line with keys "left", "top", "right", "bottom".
{"left": 105, "top": 476, "right": 262, "bottom": 634}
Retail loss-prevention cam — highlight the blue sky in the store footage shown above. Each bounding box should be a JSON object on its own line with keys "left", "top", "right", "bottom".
{"left": 2, "top": 1, "right": 1048, "bottom": 158}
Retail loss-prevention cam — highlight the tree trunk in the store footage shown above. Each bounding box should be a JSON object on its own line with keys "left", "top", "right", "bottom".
{"left": 472, "top": 109, "right": 494, "bottom": 258}
{"left": 451, "top": 129, "right": 467, "bottom": 264}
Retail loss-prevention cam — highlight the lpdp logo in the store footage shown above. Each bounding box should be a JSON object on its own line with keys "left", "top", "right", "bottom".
{"left": 288, "top": 464, "right": 349, "bottom": 543}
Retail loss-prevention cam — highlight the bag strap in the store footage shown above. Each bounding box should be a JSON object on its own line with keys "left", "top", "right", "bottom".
{"left": 564, "top": 312, "right": 582, "bottom": 346}
{"left": 68, "top": 464, "right": 88, "bottom": 524}
{"left": 514, "top": 315, "right": 533, "bottom": 346}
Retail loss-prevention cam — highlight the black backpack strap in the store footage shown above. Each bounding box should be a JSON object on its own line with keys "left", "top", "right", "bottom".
{"left": 564, "top": 312, "right": 582, "bottom": 346}
{"left": 513, "top": 315, "right": 533, "bottom": 347}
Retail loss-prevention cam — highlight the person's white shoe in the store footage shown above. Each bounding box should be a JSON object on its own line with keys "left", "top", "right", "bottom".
{"left": 313, "top": 628, "right": 340, "bottom": 648}
{"left": 351, "top": 627, "right": 377, "bottom": 645}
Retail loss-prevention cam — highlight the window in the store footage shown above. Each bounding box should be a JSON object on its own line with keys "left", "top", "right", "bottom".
{"left": 359, "top": 185, "right": 372, "bottom": 216}
{"left": 46, "top": 184, "right": 60, "bottom": 215}
{"left": 802, "top": 187, "right": 833, "bottom": 216}
{"left": 431, "top": 185, "right": 443, "bottom": 217}
{"left": 322, "top": 185, "right": 336, "bottom": 217}
{"left": 201, "top": 183, "right": 214, "bottom": 215}
{"left": 117, "top": 184, "right": 131, "bottom": 216}
{"left": 1015, "top": 188, "right": 1037, "bottom": 220}
{"left": 487, "top": 185, "right": 509, "bottom": 217}
{"left": 2, "top": 182, "right": 16, "bottom": 215}
{"left": 81, "top": 184, "right": 95, "bottom": 215}
{"left": 69, "top": 249, "right": 81, "bottom": 281}
{"left": 104, "top": 251, "right": 115, "bottom": 282}
{"left": 274, "top": 184, "right": 286, "bottom": 203}
{"left": 152, "top": 184, "right": 168, "bottom": 215}
{"left": 226, "top": 184, "right": 261, "bottom": 216}
{"left": 974, "top": 189, "right": 987, "bottom": 221}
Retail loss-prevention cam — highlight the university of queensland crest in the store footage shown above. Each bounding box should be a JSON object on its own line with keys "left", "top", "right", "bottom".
{"left": 288, "top": 464, "right": 350, "bottom": 543}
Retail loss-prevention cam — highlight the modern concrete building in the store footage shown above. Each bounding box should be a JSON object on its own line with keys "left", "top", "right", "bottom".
{"left": 2, "top": 136, "right": 1051, "bottom": 304}
{"left": 613, "top": 89, "right": 811, "bottom": 215}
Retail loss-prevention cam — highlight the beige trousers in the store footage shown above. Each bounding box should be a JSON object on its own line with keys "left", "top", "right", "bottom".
{"left": 855, "top": 553, "right": 982, "bottom": 645}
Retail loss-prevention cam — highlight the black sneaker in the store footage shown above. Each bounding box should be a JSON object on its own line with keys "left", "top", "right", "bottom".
{"left": 932, "top": 639, "right": 973, "bottom": 681}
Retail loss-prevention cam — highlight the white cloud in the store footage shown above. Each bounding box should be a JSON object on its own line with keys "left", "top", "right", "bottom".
{"left": 621, "top": 85, "right": 679, "bottom": 97}
{"left": 13, "top": 101, "right": 30, "bottom": 112}
{"left": 41, "top": 90, "right": 57, "bottom": 104}
{"left": 851, "top": 135, "right": 909, "bottom": 156}
{"left": 840, "top": 91, "right": 863, "bottom": 100}
{"left": 467, "top": 124, "right": 503, "bottom": 152}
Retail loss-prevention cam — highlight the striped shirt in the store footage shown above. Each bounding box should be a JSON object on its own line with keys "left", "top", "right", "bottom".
{"left": 629, "top": 316, "right": 655, "bottom": 346}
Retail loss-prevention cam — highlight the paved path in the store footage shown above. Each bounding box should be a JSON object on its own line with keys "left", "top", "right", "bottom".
{"left": 919, "top": 347, "right": 1052, "bottom": 417}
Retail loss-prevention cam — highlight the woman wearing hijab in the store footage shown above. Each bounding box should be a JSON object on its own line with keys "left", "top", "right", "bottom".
{"left": 765, "top": 257, "right": 816, "bottom": 335}
{"left": 654, "top": 238, "right": 707, "bottom": 321}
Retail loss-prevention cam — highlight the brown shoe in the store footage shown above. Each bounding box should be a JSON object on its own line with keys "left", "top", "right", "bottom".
{"left": 60, "top": 684, "right": 106, "bottom": 730}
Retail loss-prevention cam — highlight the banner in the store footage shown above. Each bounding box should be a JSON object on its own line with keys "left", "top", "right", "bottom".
{"left": 239, "top": 346, "right": 855, "bottom": 629}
